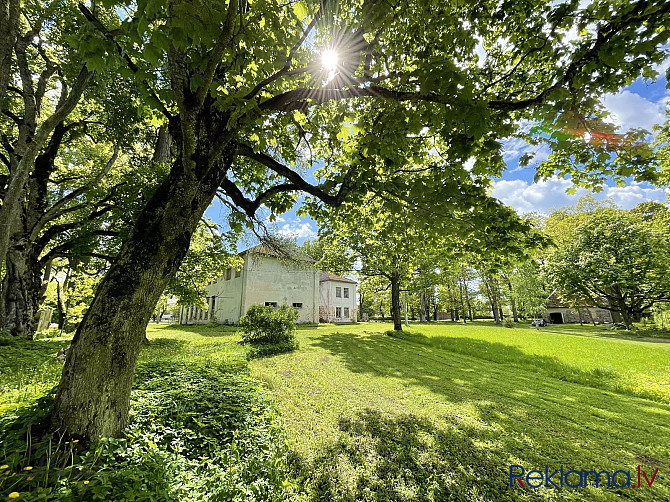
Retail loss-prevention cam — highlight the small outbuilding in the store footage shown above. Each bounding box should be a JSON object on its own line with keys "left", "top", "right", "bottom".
{"left": 543, "top": 293, "right": 616, "bottom": 325}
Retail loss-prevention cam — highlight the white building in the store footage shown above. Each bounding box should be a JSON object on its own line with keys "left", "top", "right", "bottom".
{"left": 179, "top": 245, "right": 357, "bottom": 325}
{"left": 319, "top": 272, "right": 357, "bottom": 323}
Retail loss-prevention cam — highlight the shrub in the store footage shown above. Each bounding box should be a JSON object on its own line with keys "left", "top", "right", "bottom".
{"left": 240, "top": 305, "right": 299, "bottom": 347}
{"left": 502, "top": 317, "right": 515, "bottom": 328}
{"left": 0, "top": 362, "right": 295, "bottom": 501}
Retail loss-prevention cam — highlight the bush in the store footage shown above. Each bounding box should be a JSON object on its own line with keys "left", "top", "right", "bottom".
{"left": 0, "top": 362, "right": 295, "bottom": 501}
{"left": 502, "top": 317, "right": 515, "bottom": 328}
{"left": 240, "top": 305, "right": 299, "bottom": 347}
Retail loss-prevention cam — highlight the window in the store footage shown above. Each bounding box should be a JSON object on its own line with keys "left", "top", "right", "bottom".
{"left": 235, "top": 269, "right": 241, "bottom": 278}
{"left": 343, "top": 287, "right": 349, "bottom": 298}
{"left": 344, "top": 307, "right": 349, "bottom": 318}
{"left": 292, "top": 302, "right": 303, "bottom": 308}
{"left": 226, "top": 268, "right": 232, "bottom": 280}
{"left": 265, "top": 302, "right": 278, "bottom": 307}
{"left": 336, "top": 307, "right": 342, "bottom": 318}
{"left": 211, "top": 297, "right": 216, "bottom": 310}
{"left": 336, "top": 287, "right": 341, "bottom": 298}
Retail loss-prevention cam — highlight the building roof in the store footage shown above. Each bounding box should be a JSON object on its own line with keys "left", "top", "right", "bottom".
{"left": 242, "top": 244, "right": 316, "bottom": 263}
{"left": 546, "top": 290, "right": 609, "bottom": 309}
{"left": 319, "top": 271, "right": 357, "bottom": 284}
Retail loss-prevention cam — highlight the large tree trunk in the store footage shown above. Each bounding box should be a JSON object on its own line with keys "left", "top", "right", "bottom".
{"left": 390, "top": 272, "right": 402, "bottom": 331}
{"left": 419, "top": 290, "right": 426, "bottom": 322}
{"left": 56, "top": 273, "right": 69, "bottom": 330}
{"left": 619, "top": 307, "right": 634, "bottom": 330}
{"left": 1, "top": 244, "right": 43, "bottom": 338}
{"left": 51, "top": 149, "right": 232, "bottom": 443}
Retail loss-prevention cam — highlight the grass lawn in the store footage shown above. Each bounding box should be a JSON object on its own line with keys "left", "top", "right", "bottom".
{"left": 249, "top": 321, "right": 670, "bottom": 501}
{"left": 1, "top": 320, "right": 668, "bottom": 501}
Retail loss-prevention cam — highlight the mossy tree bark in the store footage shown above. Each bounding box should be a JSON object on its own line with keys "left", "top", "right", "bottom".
{"left": 1, "top": 244, "right": 43, "bottom": 338}
{"left": 51, "top": 141, "right": 235, "bottom": 442}
{"left": 390, "top": 272, "right": 402, "bottom": 332}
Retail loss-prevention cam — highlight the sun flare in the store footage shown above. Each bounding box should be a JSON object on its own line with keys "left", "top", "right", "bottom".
{"left": 321, "top": 49, "right": 338, "bottom": 70}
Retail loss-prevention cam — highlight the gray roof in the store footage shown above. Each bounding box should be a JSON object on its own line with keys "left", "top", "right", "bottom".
{"left": 319, "top": 271, "right": 357, "bottom": 284}
{"left": 242, "top": 244, "right": 316, "bottom": 263}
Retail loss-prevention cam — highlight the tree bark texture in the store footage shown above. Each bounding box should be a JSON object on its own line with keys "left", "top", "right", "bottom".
{"left": 51, "top": 146, "right": 234, "bottom": 443}
{"left": 1, "top": 244, "right": 43, "bottom": 337}
{"left": 390, "top": 272, "right": 402, "bottom": 331}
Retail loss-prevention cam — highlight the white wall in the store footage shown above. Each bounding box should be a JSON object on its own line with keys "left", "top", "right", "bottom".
{"left": 181, "top": 252, "right": 356, "bottom": 325}
{"left": 320, "top": 280, "right": 357, "bottom": 322}
{"left": 241, "top": 254, "right": 318, "bottom": 323}
{"left": 202, "top": 263, "right": 245, "bottom": 324}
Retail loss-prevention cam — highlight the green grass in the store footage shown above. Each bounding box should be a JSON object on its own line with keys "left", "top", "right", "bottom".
{"left": 1, "top": 321, "right": 668, "bottom": 501}
{"left": 249, "top": 321, "right": 670, "bottom": 501}
{"left": 0, "top": 326, "right": 293, "bottom": 501}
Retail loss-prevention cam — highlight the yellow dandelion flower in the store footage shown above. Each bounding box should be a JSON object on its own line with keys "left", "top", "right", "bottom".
{"left": 0, "top": 465, "right": 8, "bottom": 469}
{"left": 83, "top": 480, "right": 90, "bottom": 485}
{"left": 8, "top": 492, "right": 20, "bottom": 499}
{"left": 22, "top": 467, "right": 32, "bottom": 471}
{"left": 73, "top": 439, "right": 79, "bottom": 443}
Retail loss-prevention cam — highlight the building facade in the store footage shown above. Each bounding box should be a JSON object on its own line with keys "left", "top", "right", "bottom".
{"left": 179, "top": 246, "right": 357, "bottom": 325}
{"left": 543, "top": 292, "right": 616, "bottom": 324}
{"left": 319, "top": 272, "right": 357, "bottom": 323}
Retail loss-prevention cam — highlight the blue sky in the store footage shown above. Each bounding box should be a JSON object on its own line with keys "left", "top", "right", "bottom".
{"left": 206, "top": 64, "right": 670, "bottom": 245}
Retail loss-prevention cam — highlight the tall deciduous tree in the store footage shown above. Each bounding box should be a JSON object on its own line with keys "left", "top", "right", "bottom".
{"left": 315, "top": 162, "right": 541, "bottom": 331}
{"left": 0, "top": 1, "right": 94, "bottom": 272}
{"left": 42, "top": 0, "right": 670, "bottom": 443}
{"left": 547, "top": 205, "right": 670, "bottom": 329}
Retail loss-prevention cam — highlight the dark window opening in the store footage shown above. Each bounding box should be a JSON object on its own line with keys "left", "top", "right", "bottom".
{"left": 226, "top": 268, "right": 232, "bottom": 280}
{"left": 292, "top": 302, "right": 303, "bottom": 308}
{"left": 344, "top": 287, "right": 349, "bottom": 298}
{"left": 235, "top": 269, "right": 241, "bottom": 278}
{"left": 336, "top": 287, "right": 342, "bottom": 298}
{"left": 549, "top": 312, "right": 564, "bottom": 324}
{"left": 265, "top": 302, "right": 278, "bottom": 307}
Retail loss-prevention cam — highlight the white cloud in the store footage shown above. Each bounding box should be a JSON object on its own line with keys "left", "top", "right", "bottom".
{"left": 277, "top": 221, "right": 316, "bottom": 239}
{"left": 601, "top": 90, "right": 667, "bottom": 132}
{"left": 491, "top": 177, "right": 669, "bottom": 214}
{"left": 502, "top": 138, "right": 551, "bottom": 167}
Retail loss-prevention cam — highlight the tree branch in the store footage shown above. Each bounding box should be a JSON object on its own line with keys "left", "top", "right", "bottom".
{"left": 235, "top": 143, "right": 352, "bottom": 207}
{"left": 244, "top": 0, "right": 329, "bottom": 101}
{"left": 78, "top": 3, "right": 172, "bottom": 120}
{"left": 34, "top": 143, "right": 120, "bottom": 234}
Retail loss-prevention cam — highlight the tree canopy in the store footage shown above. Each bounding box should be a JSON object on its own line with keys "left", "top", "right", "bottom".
{"left": 547, "top": 203, "right": 670, "bottom": 328}
{"left": 1, "top": 0, "right": 668, "bottom": 445}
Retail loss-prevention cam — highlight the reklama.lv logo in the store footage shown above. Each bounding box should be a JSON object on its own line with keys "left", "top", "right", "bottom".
{"left": 510, "top": 465, "right": 659, "bottom": 489}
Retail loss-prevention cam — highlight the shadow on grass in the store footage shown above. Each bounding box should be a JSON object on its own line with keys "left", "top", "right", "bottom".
{"left": 312, "top": 333, "right": 668, "bottom": 452}
{"left": 0, "top": 337, "right": 71, "bottom": 366}
{"left": 333, "top": 330, "right": 665, "bottom": 402}
{"left": 291, "top": 409, "right": 522, "bottom": 502}
{"left": 304, "top": 332, "right": 670, "bottom": 500}
{"left": 245, "top": 341, "right": 298, "bottom": 360}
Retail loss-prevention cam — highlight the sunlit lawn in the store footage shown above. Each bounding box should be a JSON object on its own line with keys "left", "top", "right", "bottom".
{"left": 249, "top": 321, "right": 670, "bottom": 501}
{"left": 1, "top": 321, "right": 668, "bottom": 501}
